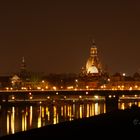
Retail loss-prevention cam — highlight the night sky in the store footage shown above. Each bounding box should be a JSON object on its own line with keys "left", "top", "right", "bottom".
{"left": 0, "top": 0, "right": 140, "bottom": 76}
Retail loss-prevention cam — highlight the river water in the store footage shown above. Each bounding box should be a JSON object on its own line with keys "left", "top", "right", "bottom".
{"left": 0, "top": 97, "right": 139, "bottom": 137}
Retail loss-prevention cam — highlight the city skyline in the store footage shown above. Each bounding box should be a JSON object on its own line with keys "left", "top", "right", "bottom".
{"left": 0, "top": 0, "right": 140, "bottom": 75}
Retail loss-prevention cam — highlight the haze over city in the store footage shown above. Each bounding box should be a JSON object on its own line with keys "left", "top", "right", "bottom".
{"left": 0, "top": 0, "right": 140, "bottom": 75}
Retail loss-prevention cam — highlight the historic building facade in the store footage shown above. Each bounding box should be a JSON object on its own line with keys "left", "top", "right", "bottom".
{"left": 86, "top": 41, "right": 102, "bottom": 75}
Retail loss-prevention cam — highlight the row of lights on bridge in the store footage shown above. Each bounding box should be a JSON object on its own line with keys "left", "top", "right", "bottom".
{"left": 9, "top": 92, "right": 101, "bottom": 101}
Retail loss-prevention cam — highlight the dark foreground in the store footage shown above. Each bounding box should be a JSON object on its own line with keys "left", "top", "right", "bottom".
{"left": 1, "top": 105, "right": 140, "bottom": 139}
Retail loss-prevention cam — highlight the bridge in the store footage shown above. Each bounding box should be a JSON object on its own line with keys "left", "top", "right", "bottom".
{"left": 0, "top": 89, "right": 140, "bottom": 97}
{"left": 0, "top": 89, "right": 140, "bottom": 112}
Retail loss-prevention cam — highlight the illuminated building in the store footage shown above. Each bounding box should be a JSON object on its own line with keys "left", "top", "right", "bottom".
{"left": 82, "top": 40, "right": 102, "bottom": 76}
{"left": 78, "top": 40, "right": 106, "bottom": 89}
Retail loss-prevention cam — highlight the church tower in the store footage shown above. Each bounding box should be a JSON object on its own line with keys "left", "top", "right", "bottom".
{"left": 85, "top": 40, "right": 102, "bottom": 76}
{"left": 20, "top": 57, "right": 26, "bottom": 72}
{"left": 19, "top": 57, "right": 29, "bottom": 81}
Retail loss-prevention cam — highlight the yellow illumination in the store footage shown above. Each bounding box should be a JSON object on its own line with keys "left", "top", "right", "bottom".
{"left": 61, "top": 106, "right": 63, "bottom": 116}
{"left": 29, "top": 106, "right": 32, "bottom": 127}
{"left": 37, "top": 87, "right": 41, "bottom": 90}
{"left": 90, "top": 104, "right": 93, "bottom": 116}
{"left": 53, "top": 86, "right": 57, "bottom": 90}
{"left": 94, "top": 95, "right": 99, "bottom": 99}
{"left": 138, "top": 102, "right": 140, "bottom": 107}
{"left": 109, "top": 95, "right": 112, "bottom": 98}
{"left": 69, "top": 106, "right": 72, "bottom": 121}
{"left": 12, "top": 96, "right": 15, "bottom": 100}
{"left": 64, "top": 105, "right": 67, "bottom": 117}
{"left": 42, "top": 107, "right": 44, "bottom": 118}
{"left": 38, "top": 106, "right": 42, "bottom": 128}
{"left": 101, "top": 85, "right": 104, "bottom": 89}
{"left": 129, "top": 87, "right": 132, "bottom": 90}
{"left": 118, "top": 85, "right": 120, "bottom": 88}
{"left": 53, "top": 106, "right": 57, "bottom": 124}
{"left": 68, "top": 106, "right": 70, "bottom": 117}
{"left": 46, "top": 107, "right": 50, "bottom": 121}
{"left": 22, "top": 113, "right": 25, "bottom": 131}
{"left": 121, "top": 103, "right": 125, "bottom": 110}
{"left": 87, "top": 104, "right": 90, "bottom": 117}
{"left": 129, "top": 102, "right": 132, "bottom": 107}
{"left": 122, "top": 95, "right": 125, "bottom": 98}
{"left": 7, "top": 114, "right": 9, "bottom": 134}
{"left": 24, "top": 114, "right": 27, "bottom": 131}
{"left": 87, "top": 66, "right": 98, "bottom": 74}
{"left": 95, "top": 103, "right": 99, "bottom": 115}
{"left": 79, "top": 95, "right": 82, "bottom": 99}
{"left": 30, "top": 96, "right": 33, "bottom": 100}
{"left": 79, "top": 105, "right": 83, "bottom": 118}
{"left": 122, "top": 73, "right": 126, "bottom": 76}
{"left": 67, "top": 86, "right": 74, "bottom": 90}
{"left": 11, "top": 107, "right": 15, "bottom": 134}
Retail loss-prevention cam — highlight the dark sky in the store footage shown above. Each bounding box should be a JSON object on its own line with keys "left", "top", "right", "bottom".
{"left": 0, "top": 0, "right": 140, "bottom": 76}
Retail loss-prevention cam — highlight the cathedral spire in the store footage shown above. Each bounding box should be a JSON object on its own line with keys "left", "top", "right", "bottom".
{"left": 86, "top": 40, "right": 102, "bottom": 75}
{"left": 19, "top": 56, "right": 29, "bottom": 81}
{"left": 21, "top": 56, "right": 26, "bottom": 71}
{"left": 90, "top": 40, "right": 97, "bottom": 57}
{"left": 92, "top": 39, "right": 96, "bottom": 45}
{"left": 91, "top": 39, "right": 97, "bottom": 48}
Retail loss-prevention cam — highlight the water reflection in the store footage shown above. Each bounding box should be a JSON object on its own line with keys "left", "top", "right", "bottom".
{"left": 7, "top": 114, "right": 9, "bottom": 135}
{"left": 118, "top": 100, "right": 140, "bottom": 110}
{"left": 0, "top": 100, "right": 105, "bottom": 137}
{"left": 1, "top": 99, "right": 139, "bottom": 137}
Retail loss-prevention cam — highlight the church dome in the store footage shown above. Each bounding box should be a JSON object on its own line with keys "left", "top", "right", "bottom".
{"left": 87, "top": 65, "right": 98, "bottom": 74}
{"left": 86, "top": 57, "right": 95, "bottom": 71}
{"left": 85, "top": 40, "right": 102, "bottom": 75}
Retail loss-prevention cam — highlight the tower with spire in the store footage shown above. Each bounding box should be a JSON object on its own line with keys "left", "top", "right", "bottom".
{"left": 20, "top": 57, "right": 26, "bottom": 72}
{"left": 19, "top": 57, "right": 29, "bottom": 81}
{"left": 85, "top": 40, "right": 102, "bottom": 76}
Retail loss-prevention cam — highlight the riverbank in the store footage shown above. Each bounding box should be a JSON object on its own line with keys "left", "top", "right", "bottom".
{"left": 1, "top": 106, "right": 140, "bottom": 139}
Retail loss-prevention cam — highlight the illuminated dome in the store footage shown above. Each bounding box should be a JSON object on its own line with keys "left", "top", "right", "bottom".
{"left": 87, "top": 65, "right": 98, "bottom": 73}
{"left": 85, "top": 40, "right": 102, "bottom": 75}
{"left": 86, "top": 57, "right": 99, "bottom": 74}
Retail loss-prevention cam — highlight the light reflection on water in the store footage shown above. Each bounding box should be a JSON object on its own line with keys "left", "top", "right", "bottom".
{"left": 118, "top": 100, "right": 140, "bottom": 110}
{"left": 0, "top": 99, "right": 140, "bottom": 137}
{"left": 0, "top": 100, "right": 105, "bottom": 137}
